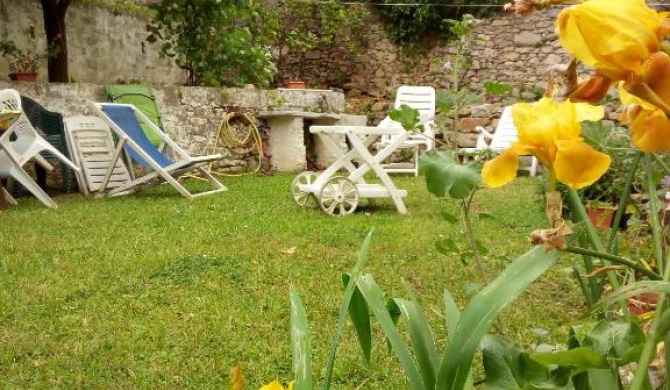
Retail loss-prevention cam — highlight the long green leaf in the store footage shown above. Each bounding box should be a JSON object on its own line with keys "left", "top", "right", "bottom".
{"left": 357, "top": 274, "right": 425, "bottom": 390}
{"left": 436, "top": 246, "right": 561, "bottom": 390}
{"left": 290, "top": 286, "right": 313, "bottom": 390}
{"left": 321, "top": 230, "right": 374, "bottom": 390}
{"left": 595, "top": 281, "right": 670, "bottom": 313}
{"left": 443, "top": 290, "right": 460, "bottom": 337}
{"left": 395, "top": 298, "right": 439, "bottom": 390}
{"left": 342, "top": 273, "right": 372, "bottom": 365}
{"left": 443, "top": 291, "right": 474, "bottom": 390}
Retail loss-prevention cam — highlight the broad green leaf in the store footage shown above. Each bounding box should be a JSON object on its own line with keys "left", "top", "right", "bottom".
{"left": 583, "top": 320, "right": 645, "bottom": 365}
{"left": 419, "top": 150, "right": 481, "bottom": 199}
{"left": 481, "top": 334, "right": 573, "bottom": 390}
{"left": 290, "top": 286, "right": 313, "bottom": 390}
{"left": 388, "top": 104, "right": 420, "bottom": 131}
{"left": 481, "top": 335, "right": 522, "bottom": 390}
{"left": 357, "top": 274, "right": 425, "bottom": 390}
{"left": 436, "top": 246, "right": 561, "bottom": 390}
{"left": 394, "top": 298, "right": 439, "bottom": 390}
{"left": 436, "top": 237, "right": 458, "bottom": 255}
{"left": 440, "top": 211, "right": 459, "bottom": 224}
{"left": 321, "top": 230, "right": 374, "bottom": 390}
{"left": 342, "top": 274, "right": 372, "bottom": 365}
{"left": 531, "top": 347, "right": 609, "bottom": 372}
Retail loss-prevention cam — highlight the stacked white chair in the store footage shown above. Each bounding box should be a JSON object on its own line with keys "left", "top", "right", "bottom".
{"left": 0, "top": 89, "right": 79, "bottom": 208}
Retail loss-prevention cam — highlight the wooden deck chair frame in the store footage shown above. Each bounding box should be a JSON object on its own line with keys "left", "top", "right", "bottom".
{"left": 88, "top": 102, "right": 227, "bottom": 199}
{"left": 459, "top": 106, "right": 539, "bottom": 176}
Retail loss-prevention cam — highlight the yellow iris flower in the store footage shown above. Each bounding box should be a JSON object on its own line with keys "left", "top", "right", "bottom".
{"left": 259, "top": 380, "right": 294, "bottom": 390}
{"left": 619, "top": 84, "right": 670, "bottom": 153}
{"left": 556, "top": 0, "right": 670, "bottom": 114}
{"left": 482, "top": 98, "right": 611, "bottom": 190}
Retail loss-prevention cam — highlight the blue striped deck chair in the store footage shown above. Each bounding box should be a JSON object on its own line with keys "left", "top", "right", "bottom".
{"left": 89, "top": 102, "right": 227, "bottom": 199}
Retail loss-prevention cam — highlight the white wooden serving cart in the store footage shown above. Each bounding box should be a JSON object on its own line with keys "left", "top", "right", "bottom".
{"left": 290, "top": 125, "right": 410, "bottom": 215}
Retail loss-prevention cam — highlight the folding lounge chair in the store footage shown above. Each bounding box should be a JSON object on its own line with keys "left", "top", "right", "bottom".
{"left": 379, "top": 85, "right": 436, "bottom": 176}
{"left": 89, "top": 102, "right": 227, "bottom": 199}
{"left": 64, "top": 116, "right": 133, "bottom": 195}
{"left": 459, "top": 106, "right": 539, "bottom": 176}
{"left": 105, "top": 84, "right": 164, "bottom": 147}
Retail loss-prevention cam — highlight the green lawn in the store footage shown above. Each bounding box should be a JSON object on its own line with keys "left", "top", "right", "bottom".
{"left": 0, "top": 174, "right": 584, "bottom": 388}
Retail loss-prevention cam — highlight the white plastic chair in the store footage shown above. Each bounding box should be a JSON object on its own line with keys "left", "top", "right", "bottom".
{"left": 459, "top": 106, "right": 539, "bottom": 176}
{"left": 64, "top": 116, "right": 133, "bottom": 195}
{"left": 379, "top": 85, "right": 436, "bottom": 176}
{"left": 0, "top": 89, "right": 79, "bottom": 207}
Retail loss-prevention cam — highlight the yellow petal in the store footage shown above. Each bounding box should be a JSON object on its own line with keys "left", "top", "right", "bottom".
{"left": 259, "top": 380, "right": 286, "bottom": 390}
{"left": 556, "top": 0, "right": 661, "bottom": 80}
{"left": 626, "top": 51, "right": 670, "bottom": 114}
{"left": 482, "top": 149, "right": 520, "bottom": 188}
{"left": 627, "top": 106, "right": 670, "bottom": 152}
{"left": 554, "top": 140, "right": 611, "bottom": 189}
{"left": 568, "top": 72, "right": 615, "bottom": 105}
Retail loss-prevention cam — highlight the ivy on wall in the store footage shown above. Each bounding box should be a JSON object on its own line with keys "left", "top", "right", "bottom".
{"left": 369, "top": 0, "right": 506, "bottom": 44}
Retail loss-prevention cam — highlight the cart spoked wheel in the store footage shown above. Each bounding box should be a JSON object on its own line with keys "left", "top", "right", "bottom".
{"left": 291, "top": 171, "right": 318, "bottom": 208}
{"left": 319, "top": 176, "right": 359, "bottom": 216}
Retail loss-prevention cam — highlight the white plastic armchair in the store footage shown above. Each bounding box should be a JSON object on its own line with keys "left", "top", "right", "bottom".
{"left": 0, "top": 88, "right": 79, "bottom": 207}
{"left": 458, "top": 106, "right": 538, "bottom": 176}
{"left": 379, "top": 85, "right": 436, "bottom": 176}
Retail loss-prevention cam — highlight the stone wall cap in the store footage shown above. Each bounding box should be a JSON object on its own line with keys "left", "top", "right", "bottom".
{"left": 257, "top": 110, "right": 341, "bottom": 120}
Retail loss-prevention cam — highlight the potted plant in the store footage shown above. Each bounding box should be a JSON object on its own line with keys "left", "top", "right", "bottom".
{"left": 580, "top": 121, "right": 638, "bottom": 228}
{"left": 0, "top": 26, "right": 47, "bottom": 82}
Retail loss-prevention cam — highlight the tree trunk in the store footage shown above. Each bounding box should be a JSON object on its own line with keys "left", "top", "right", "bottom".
{"left": 41, "top": 0, "right": 71, "bottom": 83}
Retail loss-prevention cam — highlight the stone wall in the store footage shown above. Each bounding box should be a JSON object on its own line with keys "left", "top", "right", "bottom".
{"left": 2, "top": 1, "right": 565, "bottom": 93}
{"left": 286, "top": 8, "right": 566, "bottom": 99}
{"left": 0, "top": 0, "right": 185, "bottom": 85}
{"left": 0, "top": 81, "right": 349, "bottom": 173}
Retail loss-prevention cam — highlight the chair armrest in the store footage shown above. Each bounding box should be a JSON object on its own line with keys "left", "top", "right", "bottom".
{"left": 474, "top": 126, "right": 494, "bottom": 149}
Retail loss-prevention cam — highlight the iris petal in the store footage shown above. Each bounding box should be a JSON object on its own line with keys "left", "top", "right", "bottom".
{"left": 569, "top": 73, "right": 615, "bottom": 104}
{"left": 557, "top": 0, "right": 662, "bottom": 80}
{"left": 628, "top": 107, "right": 670, "bottom": 152}
{"left": 482, "top": 149, "right": 520, "bottom": 188}
{"left": 554, "top": 140, "right": 611, "bottom": 189}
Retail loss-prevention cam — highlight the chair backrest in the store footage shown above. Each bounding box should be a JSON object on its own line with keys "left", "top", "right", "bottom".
{"left": 0, "top": 89, "right": 22, "bottom": 112}
{"left": 489, "top": 106, "right": 519, "bottom": 150}
{"left": 64, "top": 116, "right": 132, "bottom": 194}
{"left": 394, "top": 85, "right": 436, "bottom": 119}
{"left": 105, "top": 84, "right": 164, "bottom": 146}
{"left": 100, "top": 104, "right": 173, "bottom": 169}
{"left": 21, "top": 95, "right": 65, "bottom": 138}
{"left": 380, "top": 85, "right": 436, "bottom": 149}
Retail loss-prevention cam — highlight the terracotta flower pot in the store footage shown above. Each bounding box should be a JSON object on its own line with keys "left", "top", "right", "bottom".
{"left": 586, "top": 205, "right": 616, "bottom": 228}
{"left": 627, "top": 292, "right": 658, "bottom": 316}
{"left": 8, "top": 71, "right": 38, "bottom": 82}
{"left": 285, "top": 80, "right": 306, "bottom": 89}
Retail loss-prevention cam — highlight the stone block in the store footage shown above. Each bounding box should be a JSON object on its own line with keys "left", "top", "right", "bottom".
{"left": 458, "top": 117, "right": 489, "bottom": 133}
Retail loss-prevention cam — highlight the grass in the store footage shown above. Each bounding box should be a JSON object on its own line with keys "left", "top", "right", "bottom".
{"left": 0, "top": 174, "right": 584, "bottom": 388}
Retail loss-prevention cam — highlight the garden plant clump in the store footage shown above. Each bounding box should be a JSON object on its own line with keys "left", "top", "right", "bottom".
{"left": 265, "top": 0, "right": 670, "bottom": 389}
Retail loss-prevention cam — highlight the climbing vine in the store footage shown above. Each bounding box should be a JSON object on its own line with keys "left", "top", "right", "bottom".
{"left": 369, "top": 0, "right": 506, "bottom": 44}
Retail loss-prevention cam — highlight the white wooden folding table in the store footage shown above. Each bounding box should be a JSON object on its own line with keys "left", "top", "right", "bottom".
{"left": 290, "top": 125, "right": 409, "bottom": 215}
